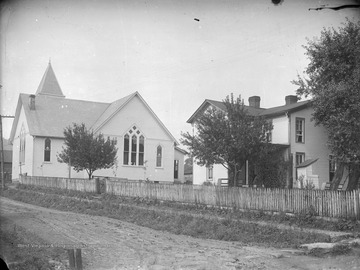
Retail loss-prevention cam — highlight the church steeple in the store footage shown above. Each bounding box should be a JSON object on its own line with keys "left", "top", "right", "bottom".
{"left": 35, "top": 61, "right": 65, "bottom": 97}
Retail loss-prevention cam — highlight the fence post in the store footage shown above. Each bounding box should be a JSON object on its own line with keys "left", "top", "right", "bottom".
{"left": 75, "top": 249, "right": 83, "bottom": 270}
{"left": 95, "top": 178, "right": 100, "bottom": 194}
{"left": 67, "top": 249, "right": 75, "bottom": 270}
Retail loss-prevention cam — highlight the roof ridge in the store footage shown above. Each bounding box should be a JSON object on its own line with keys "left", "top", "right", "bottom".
{"left": 91, "top": 92, "right": 137, "bottom": 131}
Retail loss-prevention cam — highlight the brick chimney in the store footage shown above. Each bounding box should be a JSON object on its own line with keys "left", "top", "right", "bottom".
{"left": 248, "top": 96, "right": 261, "bottom": 108}
{"left": 29, "top": 94, "right": 36, "bottom": 110}
{"left": 285, "top": 95, "right": 298, "bottom": 105}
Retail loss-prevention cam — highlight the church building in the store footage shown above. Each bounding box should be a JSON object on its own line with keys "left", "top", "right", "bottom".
{"left": 10, "top": 62, "right": 185, "bottom": 183}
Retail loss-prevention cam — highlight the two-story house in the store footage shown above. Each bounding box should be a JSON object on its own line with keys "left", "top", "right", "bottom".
{"left": 187, "top": 95, "right": 335, "bottom": 189}
{"left": 10, "top": 62, "right": 186, "bottom": 183}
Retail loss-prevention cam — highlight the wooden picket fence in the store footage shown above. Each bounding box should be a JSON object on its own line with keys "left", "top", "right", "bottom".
{"left": 20, "top": 176, "right": 97, "bottom": 193}
{"left": 106, "top": 180, "right": 360, "bottom": 220}
{"left": 17, "top": 176, "right": 360, "bottom": 220}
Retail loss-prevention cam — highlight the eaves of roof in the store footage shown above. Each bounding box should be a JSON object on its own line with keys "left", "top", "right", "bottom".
{"left": 260, "top": 100, "right": 312, "bottom": 118}
{"left": 10, "top": 94, "right": 109, "bottom": 141}
{"left": 187, "top": 99, "right": 312, "bottom": 124}
{"left": 175, "top": 146, "right": 188, "bottom": 155}
{"left": 92, "top": 91, "right": 179, "bottom": 145}
{"left": 186, "top": 99, "right": 265, "bottom": 123}
{"left": 297, "top": 158, "right": 318, "bottom": 168}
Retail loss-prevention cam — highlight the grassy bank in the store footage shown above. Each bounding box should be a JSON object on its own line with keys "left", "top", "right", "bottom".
{"left": 1, "top": 185, "right": 358, "bottom": 249}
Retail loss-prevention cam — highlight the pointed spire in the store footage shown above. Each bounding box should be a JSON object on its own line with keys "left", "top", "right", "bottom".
{"left": 35, "top": 62, "right": 65, "bottom": 97}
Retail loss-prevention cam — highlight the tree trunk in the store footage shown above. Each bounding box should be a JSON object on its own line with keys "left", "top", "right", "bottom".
{"left": 228, "top": 164, "right": 235, "bottom": 187}
{"left": 330, "top": 162, "right": 344, "bottom": 190}
{"left": 346, "top": 164, "right": 360, "bottom": 191}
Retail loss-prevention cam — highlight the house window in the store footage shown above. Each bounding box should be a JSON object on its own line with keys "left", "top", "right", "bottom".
{"left": 156, "top": 145, "right": 162, "bottom": 167}
{"left": 123, "top": 126, "right": 145, "bottom": 166}
{"left": 139, "top": 135, "right": 144, "bottom": 166}
{"left": 19, "top": 125, "right": 26, "bottom": 164}
{"left": 296, "top": 152, "right": 305, "bottom": 166}
{"left": 295, "top": 118, "right": 305, "bottom": 143}
{"left": 206, "top": 165, "right": 213, "bottom": 181}
{"left": 44, "top": 138, "right": 51, "bottom": 162}
{"left": 266, "top": 131, "right": 272, "bottom": 143}
{"left": 123, "top": 134, "right": 129, "bottom": 165}
{"left": 329, "top": 155, "right": 336, "bottom": 182}
{"left": 131, "top": 135, "right": 137, "bottom": 165}
{"left": 174, "top": 160, "right": 179, "bottom": 179}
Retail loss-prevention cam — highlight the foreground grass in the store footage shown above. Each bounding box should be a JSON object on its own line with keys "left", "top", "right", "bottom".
{"left": 2, "top": 185, "right": 349, "bottom": 249}
{"left": 0, "top": 216, "right": 68, "bottom": 270}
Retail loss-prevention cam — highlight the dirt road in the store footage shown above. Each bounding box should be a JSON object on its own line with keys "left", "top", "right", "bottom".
{"left": 1, "top": 197, "right": 359, "bottom": 270}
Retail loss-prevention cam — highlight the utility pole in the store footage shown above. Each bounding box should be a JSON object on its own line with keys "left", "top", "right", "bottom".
{"left": 0, "top": 115, "right": 15, "bottom": 189}
{"left": 0, "top": 85, "right": 15, "bottom": 189}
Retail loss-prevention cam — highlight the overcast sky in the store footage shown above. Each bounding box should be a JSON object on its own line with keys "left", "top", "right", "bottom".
{"left": 1, "top": 0, "right": 359, "bottom": 142}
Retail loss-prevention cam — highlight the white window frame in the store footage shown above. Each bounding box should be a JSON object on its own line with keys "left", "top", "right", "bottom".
{"left": 44, "top": 138, "right": 51, "bottom": 162}
{"left": 19, "top": 125, "right": 26, "bottom": 165}
{"left": 123, "top": 126, "right": 145, "bottom": 166}
{"left": 295, "top": 118, "right": 305, "bottom": 143}
{"left": 206, "top": 165, "right": 213, "bottom": 181}
{"left": 156, "top": 145, "right": 162, "bottom": 168}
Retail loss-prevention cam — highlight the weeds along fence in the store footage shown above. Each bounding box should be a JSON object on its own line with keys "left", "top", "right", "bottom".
{"left": 17, "top": 176, "right": 360, "bottom": 220}
{"left": 19, "top": 176, "right": 97, "bottom": 193}
{"left": 106, "top": 180, "right": 360, "bottom": 220}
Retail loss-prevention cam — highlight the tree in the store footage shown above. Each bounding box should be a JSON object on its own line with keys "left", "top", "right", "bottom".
{"left": 181, "top": 94, "right": 273, "bottom": 187}
{"left": 250, "top": 144, "right": 290, "bottom": 188}
{"left": 58, "top": 123, "right": 118, "bottom": 179}
{"left": 292, "top": 19, "right": 360, "bottom": 190}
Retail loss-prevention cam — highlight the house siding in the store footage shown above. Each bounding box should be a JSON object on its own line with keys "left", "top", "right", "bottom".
{"left": 32, "top": 137, "right": 85, "bottom": 178}
{"left": 12, "top": 106, "right": 33, "bottom": 180}
{"left": 95, "top": 95, "right": 176, "bottom": 182}
{"left": 271, "top": 115, "right": 289, "bottom": 144}
{"left": 11, "top": 94, "right": 181, "bottom": 182}
{"left": 193, "top": 163, "right": 227, "bottom": 186}
{"left": 290, "top": 106, "right": 331, "bottom": 189}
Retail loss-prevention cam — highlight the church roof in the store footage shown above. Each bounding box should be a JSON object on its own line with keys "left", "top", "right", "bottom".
{"left": 91, "top": 92, "right": 135, "bottom": 132}
{"left": 35, "top": 62, "right": 65, "bottom": 97}
{"left": 11, "top": 94, "right": 109, "bottom": 138}
{"left": 10, "top": 64, "right": 178, "bottom": 145}
{"left": 91, "top": 91, "right": 178, "bottom": 143}
{"left": 10, "top": 91, "right": 179, "bottom": 145}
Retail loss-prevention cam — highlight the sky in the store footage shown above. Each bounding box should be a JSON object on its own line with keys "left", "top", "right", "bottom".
{"left": 1, "top": 0, "right": 359, "bottom": 143}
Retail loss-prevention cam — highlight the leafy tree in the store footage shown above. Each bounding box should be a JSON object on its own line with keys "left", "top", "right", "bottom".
{"left": 58, "top": 123, "right": 118, "bottom": 179}
{"left": 250, "top": 144, "right": 290, "bottom": 188}
{"left": 181, "top": 94, "right": 272, "bottom": 187}
{"left": 292, "top": 19, "right": 360, "bottom": 190}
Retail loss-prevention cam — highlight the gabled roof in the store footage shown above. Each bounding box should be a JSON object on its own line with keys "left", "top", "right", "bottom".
{"left": 10, "top": 94, "right": 109, "bottom": 140}
{"left": 92, "top": 91, "right": 178, "bottom": 144}
{"left": 175, "top": 146, "right": 188, "bottom": 155}
{"left": 187, "top": 98, "right": 311, "bottom": 123}
{"left": 10, "top": 92, "right": 179, "bottom": 145}
{"left": 91, "top": 92, "right": 136, "bottom": 131}
{"left": 260, "top": 100, "right": 311, "bottom": 118}
{"left": 35, "top": 62, "right": 65, "bottom": 97}
{"left": 187, "top": 99, "right": 265, "bottom": 123}
{"left": 10, "top": 64, "right": 179, "bottom": 146}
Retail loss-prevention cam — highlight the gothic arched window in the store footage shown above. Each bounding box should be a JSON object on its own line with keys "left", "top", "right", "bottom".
{"left": 44, "top": 138, "right": 51, "bottom": 162}
{"left": 123, "top": 126, "right": 145, "bottom": 166}
{"left": 156, "top": 145, "right": 162, "bottom": 167}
